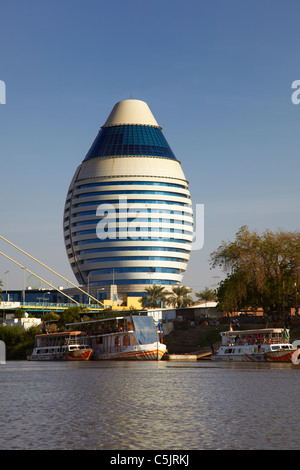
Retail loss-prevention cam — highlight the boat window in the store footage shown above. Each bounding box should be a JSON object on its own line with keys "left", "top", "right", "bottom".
{"left": 271, "top": 345, "right": 280, "bottom": 350}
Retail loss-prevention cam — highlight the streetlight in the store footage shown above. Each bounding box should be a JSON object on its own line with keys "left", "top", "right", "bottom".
{"left": 87, "top": 273, "right": 90, "bottom": 304}
{"left": 21, "top": 267, "right": 27, "bottom": 304}
{"left": 295, "top": 268, "right": 300, "bottom": 316}
{"left": 4, "top": 270, "right": 9, "bottom": 300}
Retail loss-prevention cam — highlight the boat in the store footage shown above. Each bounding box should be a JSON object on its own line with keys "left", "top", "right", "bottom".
{"left": 211, "top": 327, "right": 297, "bottom": 362}
{"left": 27, "top": 331, "right": 93, "bottom": 361}
{"left": 66, "top": 315, "right": 167, "bottom": 361}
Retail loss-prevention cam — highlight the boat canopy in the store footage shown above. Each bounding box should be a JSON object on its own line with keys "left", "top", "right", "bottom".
{"left": 222, "top": 328, "right": 287, "bottom": 337}
{"left": 132, "top": 316, "right": 157, "bottom": 345}
{"left": 36, "top": 331, "right": 84, "bottom": 339}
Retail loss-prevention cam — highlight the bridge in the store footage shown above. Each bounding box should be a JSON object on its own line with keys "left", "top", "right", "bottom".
{"left": 0, "top": 234, "right": 105, "bottom": 308}
{"left": 0, "top": 301, "right": 103, "bottom": 313}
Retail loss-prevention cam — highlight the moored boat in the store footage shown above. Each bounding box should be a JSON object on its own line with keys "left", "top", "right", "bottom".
{"left": 27, "top": 331, "right": 93, "bottom": 361}
{"left": 66, "top": 315, "right": 167, "bottom": 361}
{"left": 63, "top": 343, "right": 93, "bottom": 361}
{"left": 211, "top": 327, "right": 296, "bottom": 363}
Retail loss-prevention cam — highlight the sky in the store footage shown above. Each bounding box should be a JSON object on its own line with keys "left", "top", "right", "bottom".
{"left": 0, "top": 0, "right": 299, "bottom": 295}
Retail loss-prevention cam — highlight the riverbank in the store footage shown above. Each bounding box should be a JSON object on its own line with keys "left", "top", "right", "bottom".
{"left": 163, "top": 319, "right": 300, "bottom": 356}
{"left": 1, "top": 318, "right": 300, "bottom": 360}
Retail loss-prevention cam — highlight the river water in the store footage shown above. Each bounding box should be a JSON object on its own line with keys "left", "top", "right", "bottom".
{"left": 0, "top": 360, "right": 299, "bottom": 451}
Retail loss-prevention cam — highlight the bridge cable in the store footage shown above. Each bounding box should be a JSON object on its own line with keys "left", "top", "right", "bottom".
{"left": 0, "top": 235, "right": 104, "bottom": 307}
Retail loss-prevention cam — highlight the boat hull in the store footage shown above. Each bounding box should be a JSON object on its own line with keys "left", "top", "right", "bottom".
{"left": 212, "top": 349, "right": 297, "bottom": 362}
{"left": 92, "top": 342, "right": 166, "bottom": 361}
{"left": 264, "top": 349, "right": 296, "bottom": 362}
{"left": 211, "top": 354, "right": 265, "bottom": 362}
{"left": 64, "top": 348, "right": 93, "bottom": 361}
{"left": 27, "top": 352, "right": 64, "bottom": 361}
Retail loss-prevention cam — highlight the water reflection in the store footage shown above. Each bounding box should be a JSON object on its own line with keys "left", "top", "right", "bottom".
{"left": 0, "top": 361, "right": 299, "bottom": 450}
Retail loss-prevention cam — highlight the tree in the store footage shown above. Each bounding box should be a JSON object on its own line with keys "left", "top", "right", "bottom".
{"left": 166, "top": 285, "right": 194, "bottom": 308}
{"left": 195, "top": 287, "right": 218, "bottom": 302}
{"left": 210, "top": 226, "right": 300, "bottom": 317}
{"left": 0, "top": 280, "right": 3, "bottom": 302}
{"left": 140, "top": 285, "right": 168, "bottom": 309}
{"left": 58, "top": 305, "right": 87, "bottom": 329}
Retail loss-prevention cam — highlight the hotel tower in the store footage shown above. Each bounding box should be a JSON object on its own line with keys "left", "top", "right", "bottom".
{"left": 63, "top": 99, "right": 193, "bottom": 305}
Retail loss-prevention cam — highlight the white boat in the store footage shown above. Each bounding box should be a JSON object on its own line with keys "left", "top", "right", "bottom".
{"left": 27, "top": 331, "right": 93, "bottom": 361}
{"left": 211, "top": 327, "right": 297, "bottom": 362}
{"left": 66, "top": 315, "right": 167, "bottom": 361}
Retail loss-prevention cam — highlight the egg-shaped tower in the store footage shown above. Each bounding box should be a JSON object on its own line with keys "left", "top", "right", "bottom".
{"left": 63, "top": 99, "right": 193, "bottom": 302}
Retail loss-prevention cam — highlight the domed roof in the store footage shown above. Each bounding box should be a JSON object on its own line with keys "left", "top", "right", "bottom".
{"left": 103, "top": 99, "right": 160, "bottom": 127}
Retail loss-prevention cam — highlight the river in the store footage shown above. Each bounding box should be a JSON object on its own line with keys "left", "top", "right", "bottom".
{"left": 0, "top": 360, "right": 299, "bottom": 450}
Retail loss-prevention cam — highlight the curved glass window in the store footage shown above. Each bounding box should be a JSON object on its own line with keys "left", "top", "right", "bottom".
{"left": 89, "top": 267, "right": 181, "bottom": 275}
{"left": 84, "top": 125, "right": 176, "bottom": 160}
{"left": 79, "top": 181, "right": 186, "bottom": 189}
{"left": 77, "top": 190, "right": 188, "bottom": 199}
{"left": 76, "top": 200, "right": 191, "bottom": 208}
{"left": 74, "top": 227, "right": 193, "bottom": 236}
{"left": 74, "top": 218, "right": 193, "bottom": 227}
{"left": 79, "top": 246, "right": 190, "bottom": 254}
{"left": 83, "top": 256, "right": 186, "bottom": 263}
{"left": 77, "top": 237, "right": 191, "bottom": 245}
{"left": 89, "top": 279, "right": 177, "bottom": 286}
{"left": 74, "top": 208, "right": 192, "bottom": 217}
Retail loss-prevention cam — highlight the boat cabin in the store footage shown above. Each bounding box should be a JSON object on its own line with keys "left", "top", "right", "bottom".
{"left": 35, "top": 331, "right": 87, "bottom": 348}
{"left": 220, "top": 328, "right": 290, "bottom": 347}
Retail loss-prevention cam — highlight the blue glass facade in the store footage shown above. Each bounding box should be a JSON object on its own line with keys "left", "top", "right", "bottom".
{"left": 84, "top": 125, "right": 176, "bottom": 160}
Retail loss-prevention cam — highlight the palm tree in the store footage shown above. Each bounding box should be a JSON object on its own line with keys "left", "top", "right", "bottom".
{"left": 195, "top": 287, "right": 218, "bottom": 302}
{"left": 140, "top": 285, "right": 168, "bottom": 309}
{"left": 166, "top": 285, "right": 193, "bottom": 308}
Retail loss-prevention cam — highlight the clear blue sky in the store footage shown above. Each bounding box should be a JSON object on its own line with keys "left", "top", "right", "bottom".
{"left": 0, "top": 0, "right": 299, "bottom": 293}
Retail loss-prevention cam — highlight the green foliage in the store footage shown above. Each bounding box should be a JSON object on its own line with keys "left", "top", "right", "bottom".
{"left": 58, "top": 305, "right": 87, "bottom": 328}
{"left": 195, "top": 287, "right": 218, "bottom": 302}
{"left": 0, "top": 325, "right": 41, "bottom": 360}
{"left": 211, "top": 226, "right": 300, "bottom": 317}
{"left": 166, "top": 285, "right": 194, "bottom": 308}
{"left": 42, "top": 312, "right": 60, "bottom": 322}
{"left": 140, "top": 285, "right": 169, "bottom": 308}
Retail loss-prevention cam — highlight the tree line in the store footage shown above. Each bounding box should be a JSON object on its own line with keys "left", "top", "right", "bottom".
{"left": 211, "top": 226, "right": 300, "bottom": 318}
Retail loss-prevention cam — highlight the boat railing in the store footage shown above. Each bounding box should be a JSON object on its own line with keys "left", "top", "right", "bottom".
{"left": 223, "top": 336, "right": 289, "bottom": 347}
{"left": 37, "top": 336, "right": 87, "bottom": 348}
{"left": 82, "top": 327, "right": 134, "bottom": 337}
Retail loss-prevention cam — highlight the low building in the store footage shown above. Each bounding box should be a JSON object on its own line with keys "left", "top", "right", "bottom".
{"left": 185, "top": 301, "right": 222, "bottom": 320}
{"left": 4, "top": 313, "right": 41, "bottom": 329}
